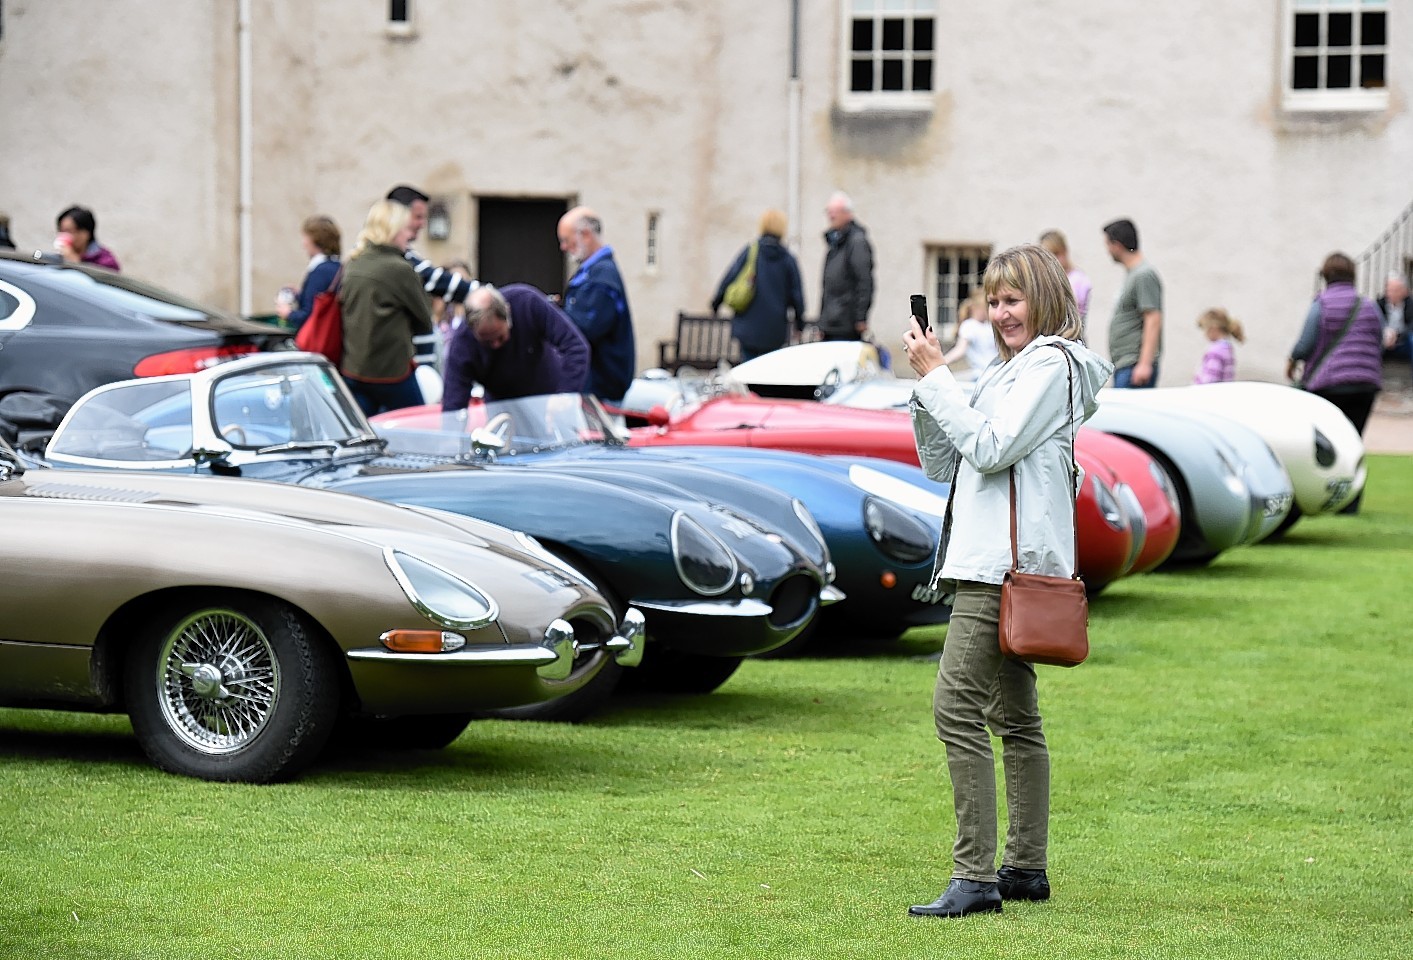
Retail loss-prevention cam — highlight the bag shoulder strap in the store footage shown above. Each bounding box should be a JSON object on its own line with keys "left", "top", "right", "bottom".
{"left": 1008, "top": 343, "right": 1080, "bottom": 576}
{"left": 1301, "top": 294, "right": 1363, "bottom": 387}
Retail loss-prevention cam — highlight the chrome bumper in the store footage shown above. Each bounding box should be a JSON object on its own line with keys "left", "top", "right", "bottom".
{"left": 820, "top": 585, "right": 846, "bottom": 606}
{"left": 539, "top": 607, "right": 646, "bottom": 679}
{"left": 346, "top": 644, "right": 563, "bottom": 666}
{"left": 631, "top": 597, "right": 774, "bottom": 618}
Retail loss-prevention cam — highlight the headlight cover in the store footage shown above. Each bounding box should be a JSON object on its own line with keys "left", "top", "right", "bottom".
{"left": 1148, "top": 459, "right": 1181, "bottom": 513}
{"left": 1313, "top": 428, "right": 1336, "bottom": 468}
{"left": 671, "top": 512, "right": 738, "bottom": 596}
{"left": 862, "top": 496, "right": 935, "bottom": 564}
{"left": 384, "top": 548, "right": 499, "bottom": 630}
{"left": 791, "top": 498, "right": 828, "bottom": 554}
{"left": 1091, "top": 476, "right": 1126, "bottom": 531}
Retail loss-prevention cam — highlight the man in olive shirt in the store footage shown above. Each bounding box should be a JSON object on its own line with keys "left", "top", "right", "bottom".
{"left": 1103, "top": 218, "right": 1163, "bottom": 388}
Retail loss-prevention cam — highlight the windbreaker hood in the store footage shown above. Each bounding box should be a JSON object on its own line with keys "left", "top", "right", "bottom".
{"left": 1023, "top": 336, "right": 1113, "bottom": 420}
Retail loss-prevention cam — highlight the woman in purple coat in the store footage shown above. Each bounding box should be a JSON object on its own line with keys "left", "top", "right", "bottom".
{"left": 1286, "top": 251, "right": 1384, "bottom": 512}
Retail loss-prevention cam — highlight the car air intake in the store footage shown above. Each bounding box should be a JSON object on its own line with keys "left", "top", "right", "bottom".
{"left": 766, "top": 573, "right": 819, "bottom": 630}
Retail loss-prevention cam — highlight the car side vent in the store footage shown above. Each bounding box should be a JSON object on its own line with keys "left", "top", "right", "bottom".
{"left": 25, "top": 482, "right": 159, "bottom": 504}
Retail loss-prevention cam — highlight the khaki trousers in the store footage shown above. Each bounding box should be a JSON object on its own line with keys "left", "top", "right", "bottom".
{"left": 933, "top": 581, "right": 1050, "bottom": 881}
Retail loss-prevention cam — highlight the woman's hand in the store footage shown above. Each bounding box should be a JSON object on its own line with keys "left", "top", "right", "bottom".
{"left": 902, "top": 316, "right": 944, "bottom": 377}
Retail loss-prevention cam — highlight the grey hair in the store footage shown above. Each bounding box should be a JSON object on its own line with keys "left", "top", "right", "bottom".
{"left": 468, "top": 284, "right": 512, "bottom": 329}
{"left": 828, "top": 191, "right": 853, "bottom": 213}
{"left": 575, "top": 214, "right": 603, "bottom": 237}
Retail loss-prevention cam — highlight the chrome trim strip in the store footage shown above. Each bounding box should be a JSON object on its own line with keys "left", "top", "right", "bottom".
{"left": 629, "top": 597, "right": 773, "bottom": 617}
{"left": 346, "top": 644, "right": 558, "bottom": 666}
{"left": 819, "top": 585, "right": 846, "bottom": 606}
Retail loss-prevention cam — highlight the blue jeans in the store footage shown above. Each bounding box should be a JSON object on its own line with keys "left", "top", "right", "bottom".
{"left": 346, "top": 372, "right": 424, "bottom": 417}
{"left": 1112, "top": 361, "right": 1160, "bottom": 389}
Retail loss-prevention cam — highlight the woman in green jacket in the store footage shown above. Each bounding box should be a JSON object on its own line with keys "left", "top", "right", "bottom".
{"left": 340, "top": 199, "right": 433, "bottom": 415}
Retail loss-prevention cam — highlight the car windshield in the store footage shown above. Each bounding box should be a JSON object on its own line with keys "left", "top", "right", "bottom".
{"left": 49, "top": 379, "right": 195, "bottom": 462}
{"left": 379, "top": 393, "right": 628, "bottom": 459}
{"left": 49, "top": 362, "right": 371, "bottom": 463}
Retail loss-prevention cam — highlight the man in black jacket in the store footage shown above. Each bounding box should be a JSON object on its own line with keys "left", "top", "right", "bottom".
{"left": 818, "top": 192, "right": 875, "bottom": 341}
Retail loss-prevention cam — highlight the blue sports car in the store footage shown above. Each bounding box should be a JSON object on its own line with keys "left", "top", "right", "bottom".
{"left": 20, "top": 355, "right": 839, "bottom": 716}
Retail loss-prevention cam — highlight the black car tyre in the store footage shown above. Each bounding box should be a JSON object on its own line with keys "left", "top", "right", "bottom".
{"left": 478, "top": 548, "right": 628, "bottom": 723}
{"left": 477, "top": 643, "right": 625, "bottom": 723}
{"left": 334, "top": 713, "right": 475, "bottom": 752}
{"left": 124, "top": 592, "right": 339, "bottom": 783}
{"left": 1266, "top": 502, "right": 1304, "bottom": 540}
{"left": 620, "top": 648, "right": 745, "bottom": 695}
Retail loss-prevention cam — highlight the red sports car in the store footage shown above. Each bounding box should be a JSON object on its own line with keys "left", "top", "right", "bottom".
{"left": 629, "top": 395, "right": 1151, "bottom": 592}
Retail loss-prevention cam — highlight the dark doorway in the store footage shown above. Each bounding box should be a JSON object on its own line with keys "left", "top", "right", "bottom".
{"left": 477, "top": 197, "right": 570, "bottom": 297}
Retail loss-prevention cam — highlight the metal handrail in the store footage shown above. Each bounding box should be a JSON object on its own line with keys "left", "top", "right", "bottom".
{"left": 1355, "top": 198, "right": 1413, "bottom": 298}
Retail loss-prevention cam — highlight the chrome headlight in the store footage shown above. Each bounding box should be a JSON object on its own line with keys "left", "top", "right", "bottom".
{"left": 671, "top": 512, "right": 738, "bottom": 596}
{"left": 862, "top": 496, "right": 935, "bottom": 564}
{"left": 1091, "top": 476, "right": 1125, "bottom": 531}
{"left": 791, "top": 498, "right": 828, "bottom": 553}
{"left": 384, "top": 548, "right": 499, "bottom": 630}
{"left": 1148, "top": 459, "right": 1181, "bottom": 513}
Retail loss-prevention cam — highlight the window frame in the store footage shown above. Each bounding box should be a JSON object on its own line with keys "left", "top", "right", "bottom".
{"left": 925, "top": 243, "right": 991, "bottom": 345}
{"left": 837, "top": 0, "right": 938, "bottom": 114}
{"left": 1281, "top": 0, "right": 1389, "bottom": 113}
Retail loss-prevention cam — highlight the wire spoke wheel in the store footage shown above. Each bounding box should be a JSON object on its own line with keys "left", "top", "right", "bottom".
{"left": 126, "top": 593, "right": 338, "bottom": 782}
{"left": 157, "top": 609, "right": 280, "bottom": 754}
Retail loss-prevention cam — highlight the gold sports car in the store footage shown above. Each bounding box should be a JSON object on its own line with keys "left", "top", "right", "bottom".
{"left": 0, "top": 437, "right": 642, "bottom": 783}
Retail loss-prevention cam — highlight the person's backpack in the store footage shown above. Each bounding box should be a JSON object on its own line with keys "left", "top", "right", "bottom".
{"left": 294, "top": 269, "right": 344, "bottom": 367}
{"left": 722, "top": 242, "right": 759, "bottom": 314}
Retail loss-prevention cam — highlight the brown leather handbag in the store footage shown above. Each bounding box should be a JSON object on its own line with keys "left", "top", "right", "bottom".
{"left": 997, "top": 346, "right": 1089, "bottom": 667}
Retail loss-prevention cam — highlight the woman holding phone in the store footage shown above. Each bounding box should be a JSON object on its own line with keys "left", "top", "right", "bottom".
{"left": 902, "top": 244, "right": 1112, "bottom": 918}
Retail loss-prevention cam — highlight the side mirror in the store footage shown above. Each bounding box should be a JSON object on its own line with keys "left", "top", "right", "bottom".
{"left": 646, "top": 405, "right": 671, "bottom": 428}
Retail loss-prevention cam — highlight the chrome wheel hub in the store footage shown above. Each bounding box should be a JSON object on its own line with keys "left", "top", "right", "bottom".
{"left": 157, "top": 609, "right": 280, "bottom": 754}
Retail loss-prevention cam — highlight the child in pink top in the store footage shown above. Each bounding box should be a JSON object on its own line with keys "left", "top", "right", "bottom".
{"left": 1193, "top": 308, "right": 1244, "bottom": 384}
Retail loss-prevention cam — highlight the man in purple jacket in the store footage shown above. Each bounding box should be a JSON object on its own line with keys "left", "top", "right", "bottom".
{"left": 441, "top": 283, "right": 590, "bottom": 410}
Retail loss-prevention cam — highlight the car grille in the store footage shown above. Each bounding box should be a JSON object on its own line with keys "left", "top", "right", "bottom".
{"left": 25, "top": 482, "right": 158, "bottom": 504}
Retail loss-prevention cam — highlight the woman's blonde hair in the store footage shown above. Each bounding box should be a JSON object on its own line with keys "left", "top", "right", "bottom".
{"left": 758, "top": 208, "right": 788, "bottom": 239}
{"left": 1196, "top": 307, "right": 1245, "bottom": 343}
{"left": 348, "top": 199, "right": 411, "bottom": 260}
{"left": 982, "top": 243, "right": 1083, "bottom": 359}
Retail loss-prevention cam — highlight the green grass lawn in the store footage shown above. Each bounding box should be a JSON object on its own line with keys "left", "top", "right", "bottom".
{"left": 3, "top": 457, "right": 1410, "bottom": 959}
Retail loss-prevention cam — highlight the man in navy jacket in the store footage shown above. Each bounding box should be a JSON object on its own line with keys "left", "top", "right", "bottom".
{"left": 557, "top": 206, "right": 636, "bottom": 405}
{"left": 441, "top": 283, "right": 590, "bottom": 410}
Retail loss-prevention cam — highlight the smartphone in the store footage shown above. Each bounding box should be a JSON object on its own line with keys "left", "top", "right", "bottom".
{"left": 909, "top": 294, "right": 929, "bottom": 335}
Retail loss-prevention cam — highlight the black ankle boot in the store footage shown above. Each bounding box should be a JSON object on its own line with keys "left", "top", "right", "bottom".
{"left": 996, "top": 865, "right": 1050, "bottom": 901}
{"left": 908, "top": 878, "right": 1003, "bottom": 917}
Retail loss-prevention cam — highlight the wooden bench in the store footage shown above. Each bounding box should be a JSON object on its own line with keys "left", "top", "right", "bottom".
{"left": 656, "top": 312, "right": 821, "bottom": 373}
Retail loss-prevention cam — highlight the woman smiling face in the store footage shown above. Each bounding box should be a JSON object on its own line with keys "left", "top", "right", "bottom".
{"left": 989, "top": 284, "right": 1034, "bottom": 353}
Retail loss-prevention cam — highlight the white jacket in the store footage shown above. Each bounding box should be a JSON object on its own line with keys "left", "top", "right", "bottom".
{"left": 910, "top": 336, "right": 1113, "bottom": 588}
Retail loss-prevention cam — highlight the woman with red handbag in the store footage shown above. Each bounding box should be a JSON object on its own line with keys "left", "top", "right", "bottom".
{"left": 901, "top": 244, "right": 1113, "bottom": 918}
{"left": 339, "top": 199, "right": 433, "bottom": 416}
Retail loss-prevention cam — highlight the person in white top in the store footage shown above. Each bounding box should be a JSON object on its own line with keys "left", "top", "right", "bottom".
{"left": 942, "top": 289, "right": 1000, "bottom": 373}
